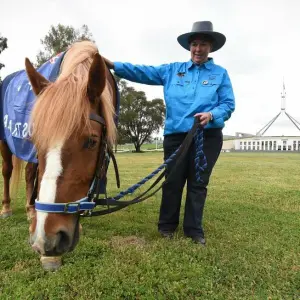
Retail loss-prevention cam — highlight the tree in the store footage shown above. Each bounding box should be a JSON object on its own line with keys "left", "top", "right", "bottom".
{"left": 36, "top": 24, "right": 94, "bottom": 67}
{"left": 0, "top": 34, "right": 8, "bottom": 83}
{"left": 118, "top": 79, "right": 165, "bottom": 152}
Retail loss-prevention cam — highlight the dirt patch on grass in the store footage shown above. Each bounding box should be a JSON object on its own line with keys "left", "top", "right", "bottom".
{"left": 110, "top": 236, "right": 146, "bottom": 248}
{"left": 12, "top": 261, "right": 27, "bottom": 272}
{"left": 291, "top": 265, "right": 300, "bottom": 271}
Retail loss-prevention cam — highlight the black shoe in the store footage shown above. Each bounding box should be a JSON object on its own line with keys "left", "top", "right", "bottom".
{"left": 159, "top": 230, "right": 174, "bottom": 239}
{"left": 191, "top": 236, "right": 206, "bottom": 246}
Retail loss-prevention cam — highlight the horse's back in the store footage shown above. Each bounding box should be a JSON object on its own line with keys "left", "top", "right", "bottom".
{"left": 0, "top": 52, "right": 66, "bottom": 163}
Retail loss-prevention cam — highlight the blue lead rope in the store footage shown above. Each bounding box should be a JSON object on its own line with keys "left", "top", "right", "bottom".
{"left": 35, "top": 122, "right": 207, "bottom": 215}
{"left": 112, "top": 124, "right": 207, "bottom": 201}
{"left": 112, "top": 147, "right": 180, "bottom": 201}
{"left": 194, "top": 126, "right": 208, "bottom": 183}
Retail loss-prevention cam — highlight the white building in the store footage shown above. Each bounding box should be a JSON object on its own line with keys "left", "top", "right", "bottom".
{"left": 235, "top": 136, "right": 300, "bottom": 151}
{"left": 225, "top": 81, "right": 300, "bottom": 152}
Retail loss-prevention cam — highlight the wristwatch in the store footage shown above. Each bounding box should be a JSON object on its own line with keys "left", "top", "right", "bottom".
{"left": 209, "top": 112, "right": 213, "bottom": 121}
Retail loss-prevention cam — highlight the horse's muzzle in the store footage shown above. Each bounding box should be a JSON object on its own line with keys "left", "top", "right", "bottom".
{"left": 30, "top": 228, "right": 77, "bottom": 256}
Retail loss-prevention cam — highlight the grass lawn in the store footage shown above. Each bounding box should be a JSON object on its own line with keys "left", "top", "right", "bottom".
{"left": 0, "top": 152, "right": 299, "bottom": 299}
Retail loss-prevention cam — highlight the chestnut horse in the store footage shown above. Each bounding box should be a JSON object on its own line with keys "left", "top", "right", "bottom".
{"left": 0, "top": 51, "right": 65, "bottom": 220}
{"left": 23, "top": 41, "right": 117, "bottom": 269}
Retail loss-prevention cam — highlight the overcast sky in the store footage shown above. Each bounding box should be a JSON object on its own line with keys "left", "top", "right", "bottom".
{"left": 1, "top": 0, "right": 299, "bottom": 136}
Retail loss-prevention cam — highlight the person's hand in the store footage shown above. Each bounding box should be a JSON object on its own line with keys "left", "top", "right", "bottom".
{"left": 194, "top": 112, "right": 212, "bottom": 126}
{"left": 102, "top": 56, "right": 114, "bottom": 69}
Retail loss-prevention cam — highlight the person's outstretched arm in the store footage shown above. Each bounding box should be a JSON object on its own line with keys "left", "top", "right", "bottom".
{"left": 103, "top": 56, "right": 168, "bottom": 86}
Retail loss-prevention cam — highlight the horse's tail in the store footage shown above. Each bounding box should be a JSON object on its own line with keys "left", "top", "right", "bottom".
{"left": 10, "top": 155, "right": 24, "bottom": 200}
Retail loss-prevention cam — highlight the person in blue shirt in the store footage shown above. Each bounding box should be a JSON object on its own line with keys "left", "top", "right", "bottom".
{"left": 104, "top": 21, "right": 235, "bottom": 245}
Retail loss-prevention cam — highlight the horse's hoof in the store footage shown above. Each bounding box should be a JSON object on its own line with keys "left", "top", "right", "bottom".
{"left": 0, "top": 210, "right": 12, "bottom": 218}
{"left": 40, "top": 256, "right": 62, "bottom": 271}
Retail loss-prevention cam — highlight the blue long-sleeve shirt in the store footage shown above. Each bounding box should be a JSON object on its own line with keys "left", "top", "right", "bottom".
{"left": 114, "top": 58, "right": 235, "bottom": 135}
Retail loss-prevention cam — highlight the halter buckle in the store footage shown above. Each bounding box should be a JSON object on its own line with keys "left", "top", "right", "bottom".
{"left": 64, "top": 202, "right": 80, "bottom": 213}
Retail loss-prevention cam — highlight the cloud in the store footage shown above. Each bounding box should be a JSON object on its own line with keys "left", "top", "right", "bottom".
{"left": 1, "top": 0, "right": 299, "bottom": 136}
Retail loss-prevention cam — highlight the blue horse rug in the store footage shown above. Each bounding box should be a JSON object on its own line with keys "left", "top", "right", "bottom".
{"left": 0, "top": 53, "right": 120, "bottom": 165}
{"left": 0, "top": 53, "right": 66, "bottom": 163}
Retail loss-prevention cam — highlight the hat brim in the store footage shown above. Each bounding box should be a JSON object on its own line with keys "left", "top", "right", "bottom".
{"left": 177, "top": 31, "right": 226, "bottom": 52}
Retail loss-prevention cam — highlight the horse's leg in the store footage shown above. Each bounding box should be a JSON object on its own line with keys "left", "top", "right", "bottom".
{"left": 0, "top": 141, "right": 13, "bottom": 218}
{"left": 25, "top": 162, "right": 37, "bottom": 220}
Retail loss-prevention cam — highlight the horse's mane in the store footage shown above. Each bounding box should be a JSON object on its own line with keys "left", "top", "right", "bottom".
{"left": 30, "top": 41, "right": 116, "bottom": 151}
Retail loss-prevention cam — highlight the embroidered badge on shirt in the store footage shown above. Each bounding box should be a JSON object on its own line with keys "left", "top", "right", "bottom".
{"left": 202, "top": 80, "right": 208, "bottom": 85}
{"left": 177, "top": 72, "right": 185, "bottom": 77}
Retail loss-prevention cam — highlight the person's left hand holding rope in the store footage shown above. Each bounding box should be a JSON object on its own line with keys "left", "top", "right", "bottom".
{"left": 194, "top": 112, "right": 213, "bottom": 126}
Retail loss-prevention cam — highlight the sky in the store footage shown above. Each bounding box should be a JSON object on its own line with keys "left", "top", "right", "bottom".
{"left": 1, "top": 0, "right": 299, "bottom": 136}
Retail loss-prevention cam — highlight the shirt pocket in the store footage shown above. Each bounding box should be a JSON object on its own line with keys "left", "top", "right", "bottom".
{"left": 201, "top": 74, "right": 222, "bottom": 87}
{"left": 169, "top": 75, "right": 193, "bottom": 101}
{"left": 171, "top": 75, "right": 192, "bottom": 87}
{"left": 195, "top": 74, "right": 222, "bottom": 109}
{"left": 167, "top": 75, "right": 193, "bottom": 121}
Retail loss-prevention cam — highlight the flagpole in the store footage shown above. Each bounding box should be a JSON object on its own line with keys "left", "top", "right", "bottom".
{"left": 281, "top": 78, "right": 286, "bottom": 111}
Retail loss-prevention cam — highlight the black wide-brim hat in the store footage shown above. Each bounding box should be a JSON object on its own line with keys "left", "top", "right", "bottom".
{"left": 177, "top": 21, "right": 226, "bottom": 52}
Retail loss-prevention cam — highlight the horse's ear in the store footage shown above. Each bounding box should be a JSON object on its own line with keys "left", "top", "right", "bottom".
{"left": 87, "top": 53, "right": 106, "bottom": 103}
{"left": 25, "top": 58, "right": 49, "bottom": 96}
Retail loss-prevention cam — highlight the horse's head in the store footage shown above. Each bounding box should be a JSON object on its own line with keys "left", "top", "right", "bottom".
{"left": 25, "top": 42, "right": 116, "bottom": 267}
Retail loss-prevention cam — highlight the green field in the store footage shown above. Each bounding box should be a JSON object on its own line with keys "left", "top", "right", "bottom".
{"left": 0, "top": 152, "right": 299, "bottom": 299}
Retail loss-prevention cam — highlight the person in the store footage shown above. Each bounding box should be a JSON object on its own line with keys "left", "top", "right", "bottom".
{"left": 104, "top": 21, "right": 235, "bottom": 245}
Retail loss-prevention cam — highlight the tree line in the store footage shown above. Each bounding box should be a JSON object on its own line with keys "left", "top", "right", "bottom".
{"left": 0, "top": 25, "right": 165, "bottom": 152}
{"left": 0, "top": 34, "right": 8, "bottom": 83}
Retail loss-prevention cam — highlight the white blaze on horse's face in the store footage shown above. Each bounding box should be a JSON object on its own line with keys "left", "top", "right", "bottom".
{"left": 32, "top": 143, "right": 63, "bottom": 254}
{"left": 39, "top": 143, "right": 63, "bottom": 203}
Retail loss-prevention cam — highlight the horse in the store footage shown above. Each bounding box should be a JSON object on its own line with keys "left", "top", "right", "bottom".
{"left": 7, "top": 41, "right": 117, "bottom": 270}
{"left": 0, "top": 49, "right": 68, "bottom": 220}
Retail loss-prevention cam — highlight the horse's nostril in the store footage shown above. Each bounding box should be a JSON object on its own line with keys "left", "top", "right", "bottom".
{"left": 56, "top": 231, "right": 71, "bottom": 253}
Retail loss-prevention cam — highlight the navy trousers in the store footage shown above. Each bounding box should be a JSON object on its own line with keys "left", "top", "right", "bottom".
{"left": 158, "top": 128, "right": 223, "bottom": 237}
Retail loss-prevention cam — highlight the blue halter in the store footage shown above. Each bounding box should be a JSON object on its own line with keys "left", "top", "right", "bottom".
{"left": 35, "top": 197, "right": 95, "bottom": 214}
{"left": 34, "top": 113, "right": 106, "bottom": 214}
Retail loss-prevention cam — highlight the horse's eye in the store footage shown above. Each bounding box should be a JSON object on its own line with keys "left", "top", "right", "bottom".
{"left": 84, "top": 138, "right": 97, "bottom": 149}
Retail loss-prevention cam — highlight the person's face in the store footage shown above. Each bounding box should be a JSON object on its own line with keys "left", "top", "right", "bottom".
{"left": 190, "top": 38, "right": 211, "bottom": 65}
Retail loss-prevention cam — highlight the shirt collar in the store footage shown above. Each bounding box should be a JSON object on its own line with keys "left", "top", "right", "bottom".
{"left": 187, "top": 58, "right": 214, "bottom": 70}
